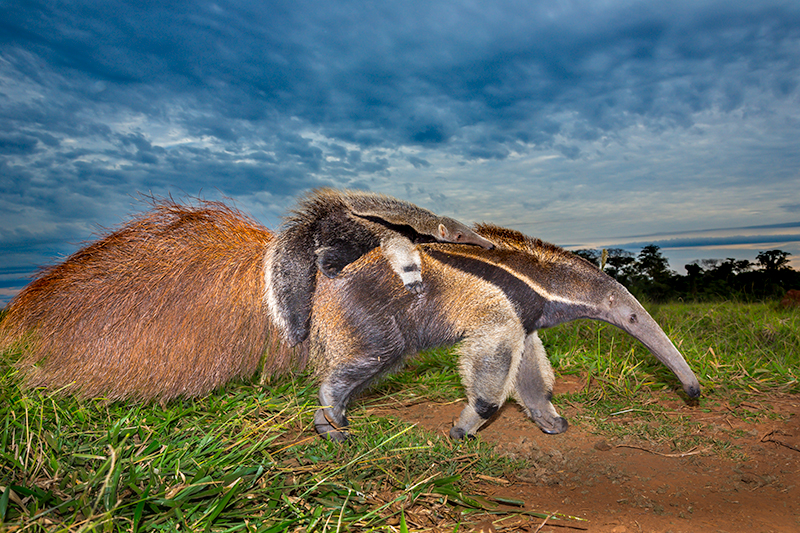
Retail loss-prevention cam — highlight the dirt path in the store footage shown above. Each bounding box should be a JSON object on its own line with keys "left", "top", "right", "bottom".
{"left": 370, "top": 376, "right": 800, "bottom": 532}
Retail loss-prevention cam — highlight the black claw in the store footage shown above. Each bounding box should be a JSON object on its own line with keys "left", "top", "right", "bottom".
{"left": 449, "top": 426, "right": 467, "bottom": 440}
{"left": 539, "top": 416, "right": 569, "bottom": 435}
{"left": 314, "top": 409, "right": 350, "bottom": 441}
{"left": 319, "top": 429, "right": 350, "bottom": 441}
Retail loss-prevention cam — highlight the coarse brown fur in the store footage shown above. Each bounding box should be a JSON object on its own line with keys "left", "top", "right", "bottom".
{"left": 1, "top": 198, "right": 305, "bottom": 401}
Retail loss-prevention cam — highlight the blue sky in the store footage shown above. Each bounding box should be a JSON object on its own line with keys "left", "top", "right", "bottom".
{"left": 2, "top": 0, "right": 799, "bottom": 305}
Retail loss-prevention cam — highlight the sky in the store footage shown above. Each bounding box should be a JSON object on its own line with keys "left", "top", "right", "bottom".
{"left": 2, "top": 0, "right": 799, "bottom": 306}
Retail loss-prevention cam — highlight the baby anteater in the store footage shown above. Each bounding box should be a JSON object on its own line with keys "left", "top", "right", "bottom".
{"left": 265, "top": 188, "right": 494, "bottom": 345}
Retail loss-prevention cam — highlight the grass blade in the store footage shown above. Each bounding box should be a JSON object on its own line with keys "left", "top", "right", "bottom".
{"left": 202, "top": 477, "right": 242, "bottom": 531}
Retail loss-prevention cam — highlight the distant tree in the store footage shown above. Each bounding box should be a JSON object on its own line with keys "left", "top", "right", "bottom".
{"left": 685, "top": 263, "right": 703, "bottom": 277}
{"left": 636, "top": 245, "right": 673, "bottom": 282}
{"left": 625, "top": 245, "right": 675, "bottom": 301}
{"left": 756, "top": 250, "right": 791, "bottom": 271}
{"left": 733, "top": 259, "right": 753, "bottom": 273}
{"left": 682, "top": 250, "right": 796, "bottom": 301}
{"left": 702, "top": 259, "right": 735, "bottom": 299}
{"left": 752, "top": 250, "right": 797, "bottom": 298}
{"left": 604, "top": 248, "right": 636, "bottom": 283}
{"left": 684, "top": 263, "right": 703, "bottom": 300}
{"left": 573, "top": 249, "right": 600, "bottom": 267}
{"left": 571, "top": 245, "right": 797, "bottom": 302}
{"left": 711, "top": 259, "right": 735, "bottom": 282}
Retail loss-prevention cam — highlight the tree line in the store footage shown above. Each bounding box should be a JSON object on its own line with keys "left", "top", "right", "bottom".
{"left": 573, "top": 245, "right": 800, "bottom": 302}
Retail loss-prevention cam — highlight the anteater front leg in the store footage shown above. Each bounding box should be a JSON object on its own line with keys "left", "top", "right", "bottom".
{"left": 314, "top": 377, "right": 353, "bottom": 442}
{"left": 314, "top": 355, "right": 399, "bottom": 441}
{"left": 313, "top": 314, "right": 407, "bottom": 441}
{"left": 451, "top": 330, "right": 525, "bottom": 439}
{"left": 511, "top": 332, "right": 568, "bottom": 434}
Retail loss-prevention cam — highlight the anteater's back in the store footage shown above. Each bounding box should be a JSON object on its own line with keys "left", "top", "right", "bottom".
{"left": 1, "top": 199, "right": 300, "bottom": 401}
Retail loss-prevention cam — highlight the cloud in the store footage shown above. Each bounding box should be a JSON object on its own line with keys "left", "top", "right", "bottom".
{"left": 0, "top": 133, "right": 40, "bottom": 155}
{"left": 5, "top": 1, "right": 798, "bottom": 156}
{"left": 2, "top": 0, "right": 800, "bottom": 305}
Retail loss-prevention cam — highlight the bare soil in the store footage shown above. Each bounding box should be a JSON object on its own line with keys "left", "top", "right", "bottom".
{"left": 369, "top": 376, "right": 800, "bottom": 533}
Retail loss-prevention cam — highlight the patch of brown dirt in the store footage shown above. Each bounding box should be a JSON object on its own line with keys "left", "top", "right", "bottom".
{"left": 369, "top": 376, "right": 800, "bottom": 532}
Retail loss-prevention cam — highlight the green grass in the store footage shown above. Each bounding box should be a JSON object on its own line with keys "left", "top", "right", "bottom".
{"left": 1, "top": 302, "right": 798, "bottom": 530}
{"left": 543, "top": 301, "right": 799, "bottom": 395}
{"left": 0, "top": 369, "right": 524, "bottom": 531}
{"left": 537, "top": 301, "right": 799, "bottom": 459}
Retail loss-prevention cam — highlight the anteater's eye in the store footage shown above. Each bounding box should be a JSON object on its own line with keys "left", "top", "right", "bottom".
{"left": 629, "top": 314, "right": 638, "bottom": 324}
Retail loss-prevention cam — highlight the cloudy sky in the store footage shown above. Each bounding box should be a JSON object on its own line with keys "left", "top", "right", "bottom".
{"left": 2, "top": 0, "right": 799, "bottom": 305}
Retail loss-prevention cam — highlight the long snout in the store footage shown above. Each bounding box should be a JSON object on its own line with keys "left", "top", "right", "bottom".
{"left": 634, "top": 318, "right": 701, "bottom": 398}
{"left": 607, "top": 300, "right": 701, "bottom": 399}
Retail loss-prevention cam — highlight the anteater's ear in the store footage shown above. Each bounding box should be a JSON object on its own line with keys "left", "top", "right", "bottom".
{"left": 437, "top": 223, "right": 449, "bottom": 240}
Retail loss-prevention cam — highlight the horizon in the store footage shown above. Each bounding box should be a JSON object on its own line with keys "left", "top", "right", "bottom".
{"left": 2, "top": 1, "right": 799, "bottom": 305}
{"left": 2, "top": 204, "right": 797, "bottom": 308}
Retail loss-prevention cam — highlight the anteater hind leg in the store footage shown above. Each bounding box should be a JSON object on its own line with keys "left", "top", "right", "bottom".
{"left": 511, "top": 332, "right": 568, "bottom": 434}
{"left": 451, "top": 331, "right": 525, "bottom": 439}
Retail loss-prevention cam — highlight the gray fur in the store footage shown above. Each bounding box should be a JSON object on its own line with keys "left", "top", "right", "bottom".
{"left": 308, "top": 225, "right": 700, "bottom": 440}
{"left": 265, "top": 188, "right": 493, "bottom": 345}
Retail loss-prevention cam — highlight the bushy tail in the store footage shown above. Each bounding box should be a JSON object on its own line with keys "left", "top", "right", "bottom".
{"left": 0, "top": 198, "right": 306, "bottom": 401}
